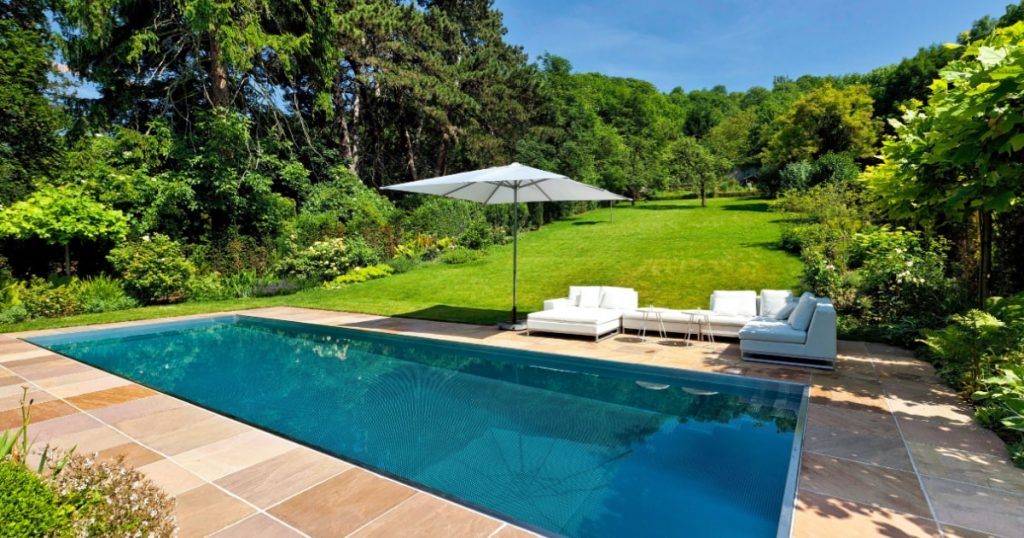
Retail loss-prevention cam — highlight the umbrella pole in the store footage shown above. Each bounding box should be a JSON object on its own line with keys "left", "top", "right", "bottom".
{"left": 500, "top": 184, "right": 525, "bottom": 331}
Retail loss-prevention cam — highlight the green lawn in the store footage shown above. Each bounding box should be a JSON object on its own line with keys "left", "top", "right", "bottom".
{"left": 1, "top": 197, "right": 802, "bottom": 332}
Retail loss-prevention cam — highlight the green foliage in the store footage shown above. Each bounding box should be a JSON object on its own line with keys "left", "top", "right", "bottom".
{"left": 866, "top": 23, "right": 1024, "bottom": 227}
{"left": 276, "top": 236, "right": 381, "bottom": 282}
{"left": 75, "top": 275, "right": 138, "bottom": 313}
{"left": 386, "top": 256, "right": 420, "bottom": 274}
{"left": 108, "top": 235, "right": 196, "bottom": 304}
{"left": 0, "top": 4, "right": 64, "bottom": 207}
{"left": 762, "top": 84, "right": 878, "bottom": 170}
{"left": 779, "top": 160, "right": 815, "bottom": 192}
{"left": 0, "top": 304, "right": 29, "bottom": 324}
{"left": 974, "top": 367, "right": 1024, "bottom": 435}
{"left": 664, "top": 136, "right": 729, "bottom": 206}
{"left": 394, "top": 235, "right": 456, "bottom": 261}
{"left": 323, "top": 264, "right": 394, "bottom": 288}
{"left": 439, "top": 247, "right": 484, "bottom": 265}
{"left": 0, "top": 461, "right": 74, "bottom": 538}
{"left": 456, "top": 221, "right": 494, "bottom": 250}
{"left": 19, "top": 278, "right": 82, "bottom": 319}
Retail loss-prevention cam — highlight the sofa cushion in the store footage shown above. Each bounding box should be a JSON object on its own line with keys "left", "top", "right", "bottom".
{"left": 705, "top": 313, "right": 753, "bottom": 327}
{"left": 739, "top": 320, "right": 807, "bottom": 344}
{"left": 788, "top": 293, "right": 817, "bottom": 332}
{"left": 711, "top": 291, "right": 757, "bottom": 317}
{"left": 760, "top": 289, "right": 793, "bottom": 317}
{"left": 528, "top": 307, "right": 622, "bottom": 325}
{"left": 600, "top": 287, "right": 635, "bottom": 310}
{"left": 570, "top": 286, "right": 602, "bottom": 308}
{"left": 772, "top": 300, "right": 798, "bottom": 320}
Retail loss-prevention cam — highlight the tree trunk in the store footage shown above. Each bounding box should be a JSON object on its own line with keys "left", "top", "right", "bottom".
{"left": 402, "top": 123, "right": 418, "bottom": 180}
{"left": 700, "top": 183, "right": 707, "bottom": 207}
{"left": 208, "top": 30, "right": 229, "bottom": 107}
{"left": 436, "top": 131, "right": 449, "bottom": 177}
{"left": 979, "top": 209, "right": 993, "bottom": 306}
{"left": 63, "top": 243, "right": 71, "bottom": 276}
{"left": 333, "top": 72, "right": 354, "bottom": 165}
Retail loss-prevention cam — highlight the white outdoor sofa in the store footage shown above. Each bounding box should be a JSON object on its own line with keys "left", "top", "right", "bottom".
{"left": 621, "top": 290, "right": 793, "bottom": 338}
{"left": 526, "top": 286, "right": 638, "bottom": 341}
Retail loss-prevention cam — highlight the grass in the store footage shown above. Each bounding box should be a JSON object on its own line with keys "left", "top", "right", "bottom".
{"left": 2, "top": 197, "right": 802, "bottom": 332}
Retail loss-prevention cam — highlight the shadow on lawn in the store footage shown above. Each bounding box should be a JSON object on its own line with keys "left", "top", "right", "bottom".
{"left": 631, "top": 204, "right": 701, "bottom": 211}
{"left": 720, "top": 201, "right": 770, "bottom": 212}
{"left": 343, "top": 305, "right": 510, "bottom": 339}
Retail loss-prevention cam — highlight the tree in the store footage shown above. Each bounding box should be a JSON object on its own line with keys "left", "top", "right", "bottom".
{"left": 704, "top": 110, "right": 757, "bottom": 167}
{"left": 665, "top": 136, "right": 729, "bottom": 207}
{"left": 865, "top": 22, "right": 1024, "bottom": 302}
{"left": 761, "top": 84, "right": 878, "bottom": 170}
{"left": 0, "top": 185, "right": 128, "bottom": 274}
{"left": 0, "top": 0, "right": 63, "bottom": 205}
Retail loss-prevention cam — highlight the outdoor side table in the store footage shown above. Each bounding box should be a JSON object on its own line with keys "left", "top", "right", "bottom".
{"left": 636, "top": 306, "right": 669, "bottom": 343}
{"left": 678, "top": 309, "right": 715, "bottom": 346}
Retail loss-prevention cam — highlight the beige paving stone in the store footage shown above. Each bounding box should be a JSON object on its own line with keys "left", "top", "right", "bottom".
{"left": 491, "top": 525, "right": 543, "bottom": 538}
{"left": 270, "top": 468, "right": 417, "bottom": 537}
{"left": 923, "top": 476, "right": 1024, "bottom": 538}
{"left": 47, "top": 424, "right": 131, "bottom": 455}
{"left": 173, "top": 429, "right": 298, "bottom": 481}
{"left": 0, "top": 347, "right": 55, "bottom": 363}
{"left": 137, "top": 459, "right": 206, "bottom": 496}
{"left": 793, "top": 490, "right": 940, "bottom": 538}
{"left": 45, "top": 373, "right": 133, "bottom": 398}
{"left": 97, "top": 442, "right": 164, "bottom": 468}
{"left": 908, "top": 442, "right": 1024, "bottom": 493}
{"left": 210, "top": 514, "right": 303, "bottom": 538}
{"left": 22, "top": 412, "right": 101, "bottom": 443}
{"left": 115, "top": 405, "right": 250, "bottom": 455}
{"left": 87, "top": 394, "right": 186, "bottom": 424}
{"left": 66, "top": 383, "right": 158, "bottom": 410}
{"left": 350, "top": 493, "right": 503, "bottom": 537}
{"left": 0, "top": 398, "right": 77, "bottom": 429}
{"left": 810, "top": 375, "right": 890, "bottom": 414}
{"left": 897, "top": 415, "right": 1009, "bottom": 458}
{"left": 174, "top": 484, "right": 255, "bottom": 538}
{"left": 942, "top": 524, "right": 1005, "bottom": 538}
{"left": 799, "top": 452, "right": 932, "bottom": 517}
{"left": 216, "top": 447, "right": 352, "bottom": 508}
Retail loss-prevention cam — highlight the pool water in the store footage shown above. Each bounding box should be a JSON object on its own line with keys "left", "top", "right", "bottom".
{"left": 27, "top": 315, "right": 807, "bottom": 537}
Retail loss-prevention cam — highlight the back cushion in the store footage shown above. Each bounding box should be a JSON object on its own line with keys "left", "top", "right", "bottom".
{"left": 788, "top": 293, "right": 817, "bottom": 332}
{"left": 573, "top": 286, "right": 602, "bottom": 308}
{"left": 599, "top": 287, "right": 636, "bottom": 310}
{"left": 760, "top": 289, "right": 793, "bottom": 317}
{"left": 711, "top": 291, "right": 757, "bottom": 317}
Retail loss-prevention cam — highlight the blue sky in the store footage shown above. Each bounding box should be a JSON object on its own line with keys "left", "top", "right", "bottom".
{"left": 494, "top": 0, "right": 1011, "bottom": 92}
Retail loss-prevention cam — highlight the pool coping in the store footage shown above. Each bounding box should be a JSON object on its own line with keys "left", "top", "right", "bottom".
{"left": 21, "top": 312, "right": 811, "bottom": 538}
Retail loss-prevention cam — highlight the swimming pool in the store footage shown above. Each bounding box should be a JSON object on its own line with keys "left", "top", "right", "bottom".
{"left": 27, "top": 315, "right": 807, "bottom": 537}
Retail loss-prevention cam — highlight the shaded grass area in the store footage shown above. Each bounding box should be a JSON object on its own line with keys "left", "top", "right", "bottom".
{"left": 2, "top": 198, "right": 802, "bottom": 332}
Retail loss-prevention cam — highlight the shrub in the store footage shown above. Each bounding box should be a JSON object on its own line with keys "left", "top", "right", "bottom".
{"left": 439, "top": 247, "right": 483, "bottom": 265}
{"left": 779, "top": 160, "right": 814, "bottom": 192}
{"left": 74, "top": 275, "right": 138, "bottom": 313}
{"left": 50, "top": 454, "right": 177, "bottom": 537}
{"left": 188, "top": 273, "right": 233, "bottom": 302}
{"left": 276, "top": 235, "right": 382, "bottom": 282}
{"left": 0, "top": 304, "right": 29, "bottom": 325}
{"left": 0, "top": 461, "right": 73, "bottom": 537}
{"left": 108, "top": 235, "right": 195, "bottom": 304}
{"left": 289, "top": 211, "right": 345, "bottom": 249}
{"left": 20, "top": 278, "right": 82, "bottom": 319}
{"left": 457, "top": 221, "right": 493, "bottom": 250}
{"left": 386, "top": 256, "right": 419, "bottom": 274}
{"left": 251, "top": 279, "right": 300, "bottom": 297}
{"left": 395, "top": 235, "right": 455, "bottom": 261}
{"left": 323, "top": 264, "right": 394, "bottom": 288}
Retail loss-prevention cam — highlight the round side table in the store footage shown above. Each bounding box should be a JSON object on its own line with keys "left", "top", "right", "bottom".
{"left": 636, "top": 306, "right": 669, "bottom": 343}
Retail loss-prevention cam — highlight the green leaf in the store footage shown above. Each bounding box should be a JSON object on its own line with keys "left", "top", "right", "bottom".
{"left": 978, "top": 46, "right": 1008, "bottom": 67}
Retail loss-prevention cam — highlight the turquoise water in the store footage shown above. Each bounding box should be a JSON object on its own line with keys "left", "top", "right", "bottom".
{"left": 28, "top": 316, "right": 807, "bottom": 537}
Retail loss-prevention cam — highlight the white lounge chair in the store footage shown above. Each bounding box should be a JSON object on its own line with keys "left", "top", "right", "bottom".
{"left": 527, "top": 286, "right": 637, "bottom": 341}
{"left": 739, "top": 293, "right": 837, "bottom": 369}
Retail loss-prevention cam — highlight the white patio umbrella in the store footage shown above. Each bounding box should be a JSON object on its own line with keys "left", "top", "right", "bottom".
{"left": 383, "top": 162, "right": 628, "bottom": 329}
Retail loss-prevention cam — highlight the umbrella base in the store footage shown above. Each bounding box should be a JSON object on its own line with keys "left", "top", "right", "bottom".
{"left": 498, "top": 320, "right": 527, "bottom": 331}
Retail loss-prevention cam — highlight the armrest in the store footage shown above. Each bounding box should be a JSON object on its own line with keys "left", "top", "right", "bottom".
{"left": 544, "top": 298, "right": 573, "bottom": 310}
{"left": 805, "top": 302, "right": 837, "bottom": 360}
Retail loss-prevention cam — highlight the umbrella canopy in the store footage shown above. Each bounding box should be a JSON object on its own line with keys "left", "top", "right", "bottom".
{"left": 382, "top": 163, "right": 628, "bottom": 204}
{"left": 383, "top": 163, "right": 628, "bottom": 329}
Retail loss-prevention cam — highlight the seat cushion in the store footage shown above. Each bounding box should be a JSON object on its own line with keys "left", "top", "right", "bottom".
{"left": 528, "top": 307, "right": 621, "bottom": 325}
{"left": 711, "top": 291, "right": 757, "bottom": 317}
{"left": 570, "top": 286, "right": 602, "bottom": 308}
{"left": 600, "top": 287, "right": 636, "bottom": 310}
{"left": 705, "top": 313, "right": 753, "bottom": 327}
{"left": 760, "top": 289, "right": 793, "bottom": 317}
{"left": 739, "top": 319, "right": 807, "bottom": 344}
{"left": 788, "top": 293, "right": 818, "bottom": 332}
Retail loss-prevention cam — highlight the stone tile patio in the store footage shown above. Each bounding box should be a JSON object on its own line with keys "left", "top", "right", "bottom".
{"left": 2, "top": 306, "right": 1023, "bottom": 538}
